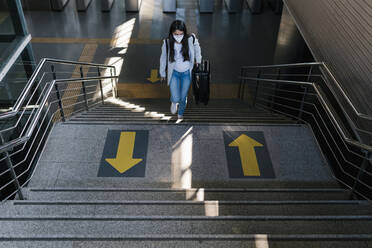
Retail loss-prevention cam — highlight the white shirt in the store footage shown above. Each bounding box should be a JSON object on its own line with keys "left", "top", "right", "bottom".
{"left": 174, "top": 42, "right": 190, "bottom": 72}
{"left": 160, "top": 34, "right": 202, "bottom": 85}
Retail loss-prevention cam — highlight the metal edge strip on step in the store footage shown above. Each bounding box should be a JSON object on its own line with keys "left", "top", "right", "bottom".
{"left": 62, "top": 122, "right": 300, "bottom": 126}
{"left": 27, "top": 188, "right": 346, "bottom": 192}
{"left": 72, "top": 116, "right": 286, "bottom": 119}
{"left": 12, "top": 200, "right": 367, "bottom": 206}
{"left": 0, "top": 215, "right": 372, "bottom": 221}
{"left": 1, "top": 234, "right": 372, "bottom": 241}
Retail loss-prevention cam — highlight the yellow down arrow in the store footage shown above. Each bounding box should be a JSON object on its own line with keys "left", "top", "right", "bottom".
{"left": 229, "top": 134, "right": 263, "bottom": 176}
{"left": 105, "top": 132, "right": 143, "bottom": 174}
{"left": 147, "top": 69, "right": 160, "bottom": 83}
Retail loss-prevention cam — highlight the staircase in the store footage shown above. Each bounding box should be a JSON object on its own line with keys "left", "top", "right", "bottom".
{"left": 1, "top": 97, "right": 372, "bottom": 247}
{"left": 66, "top": 98, "right": 294, "bottom": 124}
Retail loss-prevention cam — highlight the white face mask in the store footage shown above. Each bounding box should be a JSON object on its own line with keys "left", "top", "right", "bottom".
{"left": 173, "top": 34, "right": 184, "bottom": 43}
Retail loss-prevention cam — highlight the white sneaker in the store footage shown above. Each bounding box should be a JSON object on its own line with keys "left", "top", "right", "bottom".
{"left": 176, "top": 115, "right": 183, "bottom": 124}
{"left": 171, "top": 102, "right": 178, "bottom": 114}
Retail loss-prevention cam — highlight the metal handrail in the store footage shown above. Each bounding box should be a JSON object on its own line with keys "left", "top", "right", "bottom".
{"left": 254, "top": 93, "right": 372, "bottom": 196}
{"left": 0, "top": 58, "right": 117, "bottom": 147}
{"left": 239, "top": 76, "right": 372, "bottom": 153}
{"left": 0, "top": 58, "right": 117, "bottom": 120}
{"left": 1, "top": 97, "right": 107, "bottom": 203}
{"left": 253, "top": 98, "right": 372, "bottom": 197}
{"left": 0, "top": 58, "right": 118, "bottom": 202}
{"left": 242, "top": 62, "right": 372, "bottom": 120}
{"left": 241, "top": 62, "right": 323, "bottom": 69}
{"left": 239, "top": 62, "right": 372, "bottom": 200}
{"left": 0, "top": 75, "right": 117, "bottom": 155}
{"left": 0, "top": 72, "right": 49, "bottom": 136}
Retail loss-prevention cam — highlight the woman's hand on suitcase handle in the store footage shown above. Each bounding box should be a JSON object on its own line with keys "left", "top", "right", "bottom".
{"left": 195, "top": 63, "right": 201, "bottom": 71}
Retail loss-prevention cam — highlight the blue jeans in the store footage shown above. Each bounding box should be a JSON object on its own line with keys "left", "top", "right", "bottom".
{"left": 169, "top": 70, "right": 191, "bottom": 116}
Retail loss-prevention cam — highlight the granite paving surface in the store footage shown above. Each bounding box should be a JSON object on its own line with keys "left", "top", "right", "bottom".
{"left": 29, "top": 123, "right": 335, "bottom": 188}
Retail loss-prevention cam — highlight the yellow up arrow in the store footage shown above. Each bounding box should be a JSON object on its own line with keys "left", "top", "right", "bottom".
{"left": 229, "top": 134, "right": 263, "bottom": 176}
{"left": 147, "top": 69, "right": 160, "bottom": 83}
{"left": 105, "top": 132, "right": 143, "bottom": 174}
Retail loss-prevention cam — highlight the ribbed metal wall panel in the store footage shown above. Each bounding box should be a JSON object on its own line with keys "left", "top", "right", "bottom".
{"left": 284, "top": 0, "right": 372, "bottom": 114}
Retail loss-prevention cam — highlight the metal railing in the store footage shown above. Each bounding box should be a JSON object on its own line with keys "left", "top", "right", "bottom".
{"left": 239, "top": 62, "right": 372, "bottom": 200}
{"left": 0, "top": 58, "right": 118, "bottom": 202}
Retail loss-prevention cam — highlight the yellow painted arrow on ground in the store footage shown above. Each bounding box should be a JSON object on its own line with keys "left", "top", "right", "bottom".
{"left": 105, "top": 132, "right": 143, "bottom": 174}
{"left": 147, "top": 69, "right": 160, "bottom": 83}
{"left": 229, "top": 134, "right": 263, "bottom": 176}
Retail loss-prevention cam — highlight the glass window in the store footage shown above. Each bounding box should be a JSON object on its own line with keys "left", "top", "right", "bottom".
{"left": 0, "top": 0, "right": 35, "bottom": 107}
{"left": 0, "top": 1, "right": 16, "bottom": 36}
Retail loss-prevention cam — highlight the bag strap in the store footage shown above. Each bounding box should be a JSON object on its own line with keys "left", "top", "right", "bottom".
{"left": 164, "top": 38, "right": 169, "bottom": 72}
{"left": 164, "top": 35, "right": 195, "bottom": 68}
{"left": 165, "top": 38, "right": 169, "bottom": 55}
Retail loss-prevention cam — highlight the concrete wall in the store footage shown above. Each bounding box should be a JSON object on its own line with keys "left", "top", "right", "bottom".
{"left": 284, "top": 0, "right": 372, "bottom": 115}
{"left": 273, "top": 5, "right": 314, "bottom": 65}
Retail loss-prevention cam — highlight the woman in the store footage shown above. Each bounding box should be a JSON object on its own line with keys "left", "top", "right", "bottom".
{"left": 159, "top": 20, "right": 202, "bottom": 120}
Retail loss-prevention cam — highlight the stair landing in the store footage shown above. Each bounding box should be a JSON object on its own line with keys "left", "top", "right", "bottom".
{"left": 30, "top": 122, "right": 334, "bottom": 189}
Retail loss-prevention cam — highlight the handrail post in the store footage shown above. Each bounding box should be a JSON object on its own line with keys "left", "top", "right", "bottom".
{"left": 239, "top": 68, "right": 248, "bottom": 100}
{"left": 4, "top": 81, "right": 14, "bottom": 105}
{"left": 242, "top": 68, "right": 249, "bottom": 101}
{"left": 97, "top": 68, "right": 105, "bottom": 105}
{"left": 0, "top": 134, "right": 24, "bottom": 200}
{"left": 307, "top": 65, "right": 313, "bottom": 82}
{"left": 270, "top": 68, "right": 281, "bottom": 109}
{"left": 51, "top": 65, "right": 65, "bottom": 122}
{"left": 297, "top": 66, "right": 312, "bottom": 123}
{"left": 113, "top": 67, "right": 118, "bottom": 98}
{"left": 253, "top": 69, "right": 261, "bottom": 107}
{"left": 297, "top": 85, "right": 308, "bottom": 123}
{"left": 80, "top": 66, "right": 89, "bottom": 111}
{"left": 238, "top": 68, "right": 243, "bottom": 100}
{"left": 349, "top": 150, "right": 371, "bottom": 199}
{"left": 110, "top": 68, "right": 116, "bottom": 99}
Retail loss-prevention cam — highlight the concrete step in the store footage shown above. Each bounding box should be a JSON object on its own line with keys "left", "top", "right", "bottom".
{"left": 0, "top": 235, "right": 372, "bottom": 247}
{"left": 115, "top": 98, "right": 255, "bottom": 108}
{"left": 66, "top": 118, "right": 293, "bottom": 124}
{"left": 79, "top": 115, "right": 288, "bottom": 121}
{"left": 1, "top": 216, "right": 372, "bottom": 235}
{"left": 95, "top": 106, "right": 252, "bottom": 110}
{"left": 79, "top": 107, "right": 280, "bottom": 113}
{"left": 78, "top": 101, "right": 294, "bottom": 124}
{"left": 90, "top": 109, "right": 277, "bottom": 116}
{"left": 89, "top": 107, "right": 272, "bottom": 115}
{"left": 81, "top": 111, "right": 279, "bottom": 116}
{"left": 85, "top": 111, "right": 280, "bottom": 117}
{"left": 64, "top": 120, "right": 166, "bottom": 125}
{"left": 27, "top": 176, "right": 343, "bottom": 189}
{"left": 5, "top": 200, "right": 371, "bottom": 217}
{"left": 76, "top": 115, "right": 285, "bottom": 121}
{"left": 25, "top": 188, "right": 350, "bottom": 201}
{"left": 71, "top": 116, "right": 165, "bottom": 120}
{"left": 63, "top": 121, "right": 298, "bottom": 126}
{"left": 96, "top": 106, "right": 257, "bottom": 111}
{"left": 80, "top": 110, "right": 282, "bottom": 115}
{"left": 70, "top": 115, "right": 286, "bottom": 120}
{"left": 30, "top": 178, "right": 342, "bottom": 189}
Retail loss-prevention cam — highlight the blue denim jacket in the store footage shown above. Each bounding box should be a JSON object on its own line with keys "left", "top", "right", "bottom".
{"left": 159, "top": 34, "right": 202, "bottom": 85}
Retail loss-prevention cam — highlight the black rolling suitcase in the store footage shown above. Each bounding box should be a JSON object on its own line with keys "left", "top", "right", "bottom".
{"left": 192, "top": 60, "right": 210, "bottom": 105}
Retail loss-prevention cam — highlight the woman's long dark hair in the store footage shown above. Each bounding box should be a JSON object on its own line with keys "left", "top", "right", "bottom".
{"left": 168, "top": 20, "right": 190, "bottom": 63}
